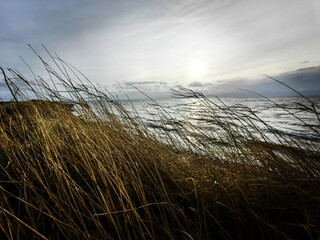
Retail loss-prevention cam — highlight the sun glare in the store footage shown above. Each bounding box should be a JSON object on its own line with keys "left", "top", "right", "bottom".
{"left": 188, "top": 59, "right": 207, "bottom": 79}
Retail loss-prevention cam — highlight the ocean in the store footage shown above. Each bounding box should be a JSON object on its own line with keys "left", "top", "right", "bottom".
{"left": 117, "top": 96, "right": 320, "bottom": 152}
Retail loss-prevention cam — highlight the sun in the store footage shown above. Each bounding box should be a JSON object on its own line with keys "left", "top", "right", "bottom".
{"left": 188, "top": 59, "right": 207, "bottom": 79}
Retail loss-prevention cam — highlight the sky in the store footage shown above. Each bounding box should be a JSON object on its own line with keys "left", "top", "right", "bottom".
{"left": 1, "top": 0, "right": 320, "bottom": 99}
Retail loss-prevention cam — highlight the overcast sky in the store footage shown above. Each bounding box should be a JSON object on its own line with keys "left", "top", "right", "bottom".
{"left": 1, "top": 0, "right": 320, "bottom": 98}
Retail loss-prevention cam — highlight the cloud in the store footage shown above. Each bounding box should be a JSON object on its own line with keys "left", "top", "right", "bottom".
{"left": 188, "top": 81, "right": 203, "bottom": 87}
{"left": 188, "top": 81, "right": 215, "bottom": 92}
{"left": 0, "top": 37, "right": 15, "bottom": 44}
{"left": 126, "top": 81, "right": 167, "bottom": 86}
{"left": 160, "top": 65, "right": 320, "bottom": 98}
{"left": 102, "top": 80, "right": 170, "bottom": 99}
{"left": 205, "top": 66, "right": 320, "bottom": 97}
{"left": 276, "top": 66, "right": 320, "bottom": 94}
{"left": 124, "top": 81, "right": 168, "bottom": 92}
{"left": 1, "top": 0, "right": 320, "bottom": 97}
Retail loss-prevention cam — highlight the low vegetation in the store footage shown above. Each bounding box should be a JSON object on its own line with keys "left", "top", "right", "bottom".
{"left": 0, "top": 52, "right": 319, "bottom": 239}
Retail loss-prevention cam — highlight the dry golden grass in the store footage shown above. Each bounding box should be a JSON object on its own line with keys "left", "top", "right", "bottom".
{"left": 0, "top": 52, "right": 319, "bottom": 239}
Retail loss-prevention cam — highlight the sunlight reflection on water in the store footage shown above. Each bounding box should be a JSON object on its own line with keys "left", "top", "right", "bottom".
{"left": 119, "top": 96, "right": 320, "bottom": 151}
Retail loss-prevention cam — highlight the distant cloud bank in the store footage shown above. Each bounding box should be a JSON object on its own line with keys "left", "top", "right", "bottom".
{"left": 1, "top": 65, "right": 319, "bottom": 100}
{"left": 171, "top": 66, "right": 320, "bottom": 98}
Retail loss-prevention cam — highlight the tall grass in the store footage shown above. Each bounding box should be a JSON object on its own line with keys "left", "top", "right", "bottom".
{"left": 0, "top": 51, "right": 319, "bottom": 239}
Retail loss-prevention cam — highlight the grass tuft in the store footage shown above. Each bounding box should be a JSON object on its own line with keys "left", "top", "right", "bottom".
{"left": 0, "top": 51, "right": 319, "bottom": 239}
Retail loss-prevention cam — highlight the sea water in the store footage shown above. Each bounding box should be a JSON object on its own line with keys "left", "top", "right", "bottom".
{"left": 118, "top": 96, "right": 320, "bottom": 151}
